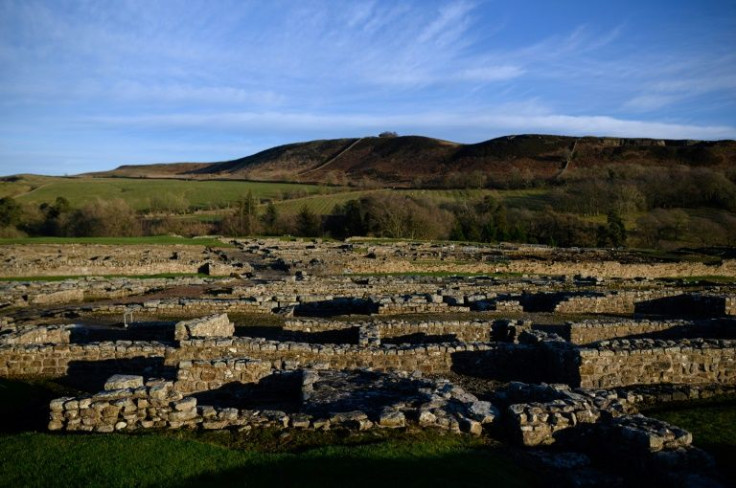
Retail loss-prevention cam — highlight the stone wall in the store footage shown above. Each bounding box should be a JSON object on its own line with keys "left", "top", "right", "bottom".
{"left": 553, "top": 290, "right": 671, "bottom": 315}
{"left": 284, "top": 319, "right": 493, "bottom": 343}
{"left": 173, "top": 337, "right": 495, "bottom": 374}
{"left": 28, "top": 289, "right": 85, "bottom": 306}
{"left": 49, "top": 370, "right": 497, "bottom": 435}
{"left": 564, "top": 319, "right": 692, "bottom": 344}
{"left": 0, "top": 244, "right": 233, "bottom": 278}
{"left": 0, "top": 341, "right": 170, "bottom": 378}
{"left": 0, "top": 324, "right": 72, "bottom": 345}
{"left": 174, "top": 358, "right": 273, "bottom": 393}
{"left": 578, "top": 339, "right": 736, "bottom": 389}
{"left": 377, "top": 320, "right": 492, "bottom": 343}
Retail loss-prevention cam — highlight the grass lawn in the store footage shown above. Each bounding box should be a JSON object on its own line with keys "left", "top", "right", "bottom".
{"left": 0, "top": 430, "right": 538, "bottom": 488}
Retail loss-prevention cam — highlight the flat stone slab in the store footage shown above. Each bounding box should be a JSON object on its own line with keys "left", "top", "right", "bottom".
{"left": 104, "top": 374, "right": 144, "bottom": 391}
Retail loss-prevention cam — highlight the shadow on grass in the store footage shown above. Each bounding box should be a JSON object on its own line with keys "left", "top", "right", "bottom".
{"left": 0, "top": 431, "right": 540, "bottom": 488}
{"left": 0, "top": 378, "right": 80, "bottom": 433}
{"left": 174, "top": 448, "right": 538, "bottom": 488}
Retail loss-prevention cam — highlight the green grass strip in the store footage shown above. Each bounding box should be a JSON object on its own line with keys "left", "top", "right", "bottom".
{"left": 0, "top": 432, "right": 537, "bottom": 488}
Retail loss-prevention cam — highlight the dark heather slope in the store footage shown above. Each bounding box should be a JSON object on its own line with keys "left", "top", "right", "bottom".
{"left": 95, "top": 134, "right": 736, "bottom": 186}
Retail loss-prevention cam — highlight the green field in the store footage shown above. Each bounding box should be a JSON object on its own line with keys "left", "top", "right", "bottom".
{"left": 1, "top": 175, "right": 339, "bottom": 211}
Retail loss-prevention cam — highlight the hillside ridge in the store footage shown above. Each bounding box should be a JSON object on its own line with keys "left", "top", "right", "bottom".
{"left": 87, "top": 134, "right": 736, "bottom": 186}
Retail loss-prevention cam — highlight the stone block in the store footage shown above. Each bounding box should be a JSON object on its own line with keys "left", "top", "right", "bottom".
{"left": 175, "top": 314, "right": 234, "bottom": 341}
{"left": 104, "top": 375, "right": 144, "bottom": 391}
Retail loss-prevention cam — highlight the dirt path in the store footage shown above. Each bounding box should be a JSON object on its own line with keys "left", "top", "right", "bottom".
{"left": 298, "top": 138, "right": 365, "bottom": 177}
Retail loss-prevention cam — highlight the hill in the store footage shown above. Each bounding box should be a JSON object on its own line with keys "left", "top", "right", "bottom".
{"left": 94, "top": 134, "right": 736, "bottom": 187}
{"left": 88, "top": 162, "right": 211, "bottom": 178}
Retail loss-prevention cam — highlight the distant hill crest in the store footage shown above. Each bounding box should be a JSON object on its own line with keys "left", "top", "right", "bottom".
{"left": 90, "top": 134, "right": 736, "bottom": 186}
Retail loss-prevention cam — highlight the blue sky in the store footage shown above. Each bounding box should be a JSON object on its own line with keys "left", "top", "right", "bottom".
{"left": 1, "top": 0, "right": 735, "bottom": 175}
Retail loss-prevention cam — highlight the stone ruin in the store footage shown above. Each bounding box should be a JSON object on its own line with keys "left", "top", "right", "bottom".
{"left": 1, "top": 238, "right": 735, "bottom": 486}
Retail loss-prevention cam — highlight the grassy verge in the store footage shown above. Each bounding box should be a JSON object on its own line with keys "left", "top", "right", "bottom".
{"left": 0, "top": 236, "right": 233, "bottom": 247}
{"left": 646, "top": 400, "right": 736, "bottom": 483}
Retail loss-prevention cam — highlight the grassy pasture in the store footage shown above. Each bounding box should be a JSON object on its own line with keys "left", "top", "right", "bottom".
{"left": 2, "top": 175, "right": 558, "bottom": 218}
{"left": 1, "top": 176, "right": 338, "bottom": 211}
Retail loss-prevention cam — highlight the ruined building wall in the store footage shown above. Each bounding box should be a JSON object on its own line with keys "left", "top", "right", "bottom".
{"left": 565, "top": 320, "right": 692, "bottom": 345}
{"left": 284, "top": 319, "right": 492, "bottom": 343}
{"left": 553, "top": 291, "right": 672, "bottom": 314}
{"left": 577, "top": 339, "right": 736, "bottom": 389}
{"left": 173, "top": 359, "right": 273, "bottom": 393}
{"left": 0, "top": 342, "right": 170, "bottom": 377}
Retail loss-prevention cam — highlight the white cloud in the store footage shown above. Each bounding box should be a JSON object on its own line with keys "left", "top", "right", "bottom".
{"left": 86, "top": 109, "right": 736, "bottom": 141}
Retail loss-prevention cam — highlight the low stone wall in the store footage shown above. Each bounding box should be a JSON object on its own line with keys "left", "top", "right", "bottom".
{"left": 565, "top": 319, "right": 692, "bottom": 344}
{"left": 578, "top": 339, "right": 736, "bottom": 389}
{"left": 615, "top": 383, "right": 736, "bottom": 407}
{"left": 0, "top": 324, "right": 72, "bottom": 345}
{"left": 284, "top": 319, "right": 493, "bottom": 343}
{"left": 0, "top": 341, "right": 171, "bottom": 378}
{"left": 28, "top": 289, "right": 85, "bottom": 306}
{"left": 0, "top": 243, "right": 234, "bottom": 278}
{"left": 377, "top": 320, "right": 492, "bottom": 343}
{"left": 554, "top": 290, "right": 671, "bottom": 315}
{"left": 173, "top": 337, "right": 496, "bottom": 374}
{"left": 494, "top": 300, "right": 524, "bottom": 313}
{"left": 174, "top": 358, "right": 273, "bottom": 393}
{"left": 49, "top": 370, "right": 497, "bottom": 435}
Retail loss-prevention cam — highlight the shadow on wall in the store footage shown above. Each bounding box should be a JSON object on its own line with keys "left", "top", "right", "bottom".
{"left": 0, "top": 378, "right": 80, "bottom": 433}
{"left": 451, "top": 344, "right": 581, "bottom": 387}
{"left": 519, "top": 292, "right": 603, "bottom": 312}
{"left": 609, "top": 321, "right": 736, "bottom": 342}
{"left": 62, "top": 357, "right": 174, "bottom": 392}
{"left": 381, "top": 333, "right": 459, "bottom": 345}
{"left": 70, "top": 322, "right": 177, "bottom": 344}
{"left": 191, "top": 372, "right": 303, "bottom": 411}
{"left": 635, "top": 295, "right": 728, "bottom": 317}
{"left": 294, "top": 299, "right": 378, "bottom": 317}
